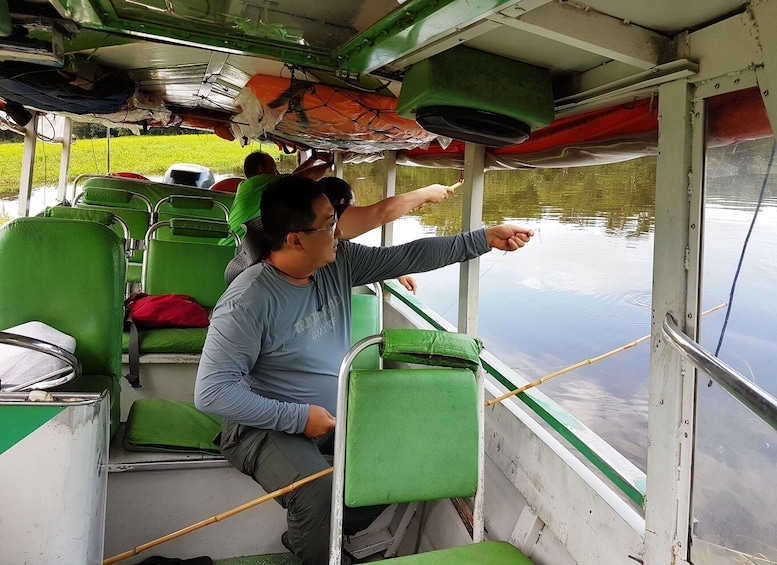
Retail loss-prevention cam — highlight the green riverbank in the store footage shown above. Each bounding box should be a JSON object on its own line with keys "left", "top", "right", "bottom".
{"left": 0, "top": 134, "right": 294, "bottom": 199}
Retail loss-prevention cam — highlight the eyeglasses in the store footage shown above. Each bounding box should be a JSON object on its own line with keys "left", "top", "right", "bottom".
{"left": 296, "top": 216, "right": 338, "bottom": 236}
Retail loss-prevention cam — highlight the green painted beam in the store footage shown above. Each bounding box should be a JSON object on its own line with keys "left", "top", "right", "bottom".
{"left": 54, "top": 0, "right": 340, "bottom": 72}
{"left": 334, "top": 0, "right": 516, "bottom": 74}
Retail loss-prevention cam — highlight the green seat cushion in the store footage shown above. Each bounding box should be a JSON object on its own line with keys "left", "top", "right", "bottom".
{"left": 123, "top": 399, "right": 221, "bottom": 454}
{"left": 386, "top": 541, "right": 533, "bottom": 564}
{"left": 381, "top": 329, "right": 482, "bottom": 370}
{"left": 53, "top": 374, "right": 121, "bottom": 438}
{"left": 122, "top": 327, "right": 207, "bottom": 354}
{"left": 345, "top": 368, "right": 478, "bottom": 507}
{"left": 82, "top": 176, "right": 235, "bottom": 210}
{"left": 350, "top": 294, "right": 380, "bottom": 370}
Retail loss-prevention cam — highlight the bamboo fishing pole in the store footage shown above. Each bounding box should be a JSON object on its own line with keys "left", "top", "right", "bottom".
{"left": 102, "top": 467, "right": 333, "bottom": 565}
{"left": 485, "top": 302, "right": 728, "bottom": 407}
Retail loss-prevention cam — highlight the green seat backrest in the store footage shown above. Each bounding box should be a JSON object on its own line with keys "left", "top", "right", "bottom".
{"left": 82, "top": 176, "right": 235, "bottom": 210}
{"left": 0, "top": 218, "right": 126, "bottom": 432}
{"left": 75, "top": 202, "right": 149, "bottom": 263}
{"left": 350, "top": 294, "right": 380, "bottom": 370}
{"left": 344, "top": 366, "right": 479, "bottom": 507}
{"left": 144, "top": 239, "right": 235, "bottom": 308}
{"left": 0, "top": 218, "right": 125, "bottom": 377}
{"left": 155, "top": 197, "right": 231, "bottom": 244}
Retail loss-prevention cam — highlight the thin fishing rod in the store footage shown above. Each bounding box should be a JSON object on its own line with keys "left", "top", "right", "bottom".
{"left": 102, "top": 467, "right": 334, "bottom": 564}
{"left": 486, "top": 302, "right": 728, "bottom": 407}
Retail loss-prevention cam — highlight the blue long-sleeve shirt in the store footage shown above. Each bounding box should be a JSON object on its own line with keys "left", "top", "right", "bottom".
{"left": 194, "top": 229, "right": 490, "bottom": 433}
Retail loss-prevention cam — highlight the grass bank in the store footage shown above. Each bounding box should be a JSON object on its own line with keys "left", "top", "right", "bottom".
{"left": 0, "top": 134, "right": 293, "bottom": 199}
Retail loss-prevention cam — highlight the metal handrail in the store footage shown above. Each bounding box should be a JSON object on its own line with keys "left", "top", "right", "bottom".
{"left": 153, "top": 195, "right": 230, "bottom": 223}
{"left": 662, "top": 314, "right": 777, "bottom": 432}
{"left": 0, "top": 331, "right": 81, "bottom": 392}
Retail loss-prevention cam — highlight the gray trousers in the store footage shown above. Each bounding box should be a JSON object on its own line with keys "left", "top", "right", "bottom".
{"left": 219, "top": 420, "right": 385, "bottom": 565}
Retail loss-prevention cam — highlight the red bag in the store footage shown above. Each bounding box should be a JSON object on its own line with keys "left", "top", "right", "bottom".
{"left": 125, "top": 293, "right": 210, "bottom": 329}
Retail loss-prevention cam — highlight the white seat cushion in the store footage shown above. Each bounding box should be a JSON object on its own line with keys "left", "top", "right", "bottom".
{"left": 0, "top": 321, "right": 76, "bottom": 389}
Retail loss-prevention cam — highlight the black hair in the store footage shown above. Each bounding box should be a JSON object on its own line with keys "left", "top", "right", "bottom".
{"left": 243, "top": 151, "right": 276, "bottom": 178}
{"left": 318, "top": 177, "right": 354, "bottom": 205}
{"left": 260, "top": 176, "right": 325, "bottom": 251}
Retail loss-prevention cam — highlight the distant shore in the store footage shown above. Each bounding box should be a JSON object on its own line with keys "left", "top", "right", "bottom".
{"left": 0, "top": 134, "right": 291, "bottom": 199}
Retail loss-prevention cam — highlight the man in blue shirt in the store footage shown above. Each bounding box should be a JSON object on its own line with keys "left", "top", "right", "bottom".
{"left": 195, "top": 176, "right": 532, "bottom": 564}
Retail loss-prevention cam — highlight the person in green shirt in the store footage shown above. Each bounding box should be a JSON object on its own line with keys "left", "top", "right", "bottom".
{"left": 225, "top": 151, "right": 334, "bottom": 245}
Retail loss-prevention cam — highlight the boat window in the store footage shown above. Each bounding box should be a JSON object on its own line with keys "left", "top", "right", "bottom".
{"left": 695, "top": 90, "right": 777, "bottom": 563}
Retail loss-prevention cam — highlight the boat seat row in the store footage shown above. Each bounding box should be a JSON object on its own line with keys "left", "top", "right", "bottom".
{"left": 74, "top": 174, "right": 236, "bottom": 210}
{"left": 73, "top": 175, "right": 236, "bottom": 283}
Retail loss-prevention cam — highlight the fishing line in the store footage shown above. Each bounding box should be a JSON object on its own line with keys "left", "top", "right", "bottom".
{"left": 709, "top": 141, "right": 775, "bottom": 386}
{"left": 438, "top": 225, "right": 541, "bottom": 318}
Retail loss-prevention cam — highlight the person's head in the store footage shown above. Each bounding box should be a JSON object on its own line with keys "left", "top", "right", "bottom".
{"left": 318, "top": 177, "right": 355, "bottom": 206}
{"left": 261, "top": 176, "right": 340, "bottom": 264}
{"left": 243, "top": 151, "right": 279, "bottom": 178}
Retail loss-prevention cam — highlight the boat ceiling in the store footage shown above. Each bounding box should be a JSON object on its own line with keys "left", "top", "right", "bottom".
{"left": 0, "top": 0, "right": 753, "bottom": 150}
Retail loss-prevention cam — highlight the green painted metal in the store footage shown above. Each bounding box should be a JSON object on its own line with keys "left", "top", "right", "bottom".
{"left": 51, "top": 0, "right": 518, "bottom": 75}
{"left": 0, "top": 405, "right": 66, "bottom": 456}
{"left": 55, "top": 0, "right": 339, "bottom": 72}
{"left": 51, "top": 0, "right": 104, "bottom": 26}
{"left": 334, "top": 0, "right": 517, "bottom": 73}
{"left": 382, "top": 280, "right": 647, "bottom": 507}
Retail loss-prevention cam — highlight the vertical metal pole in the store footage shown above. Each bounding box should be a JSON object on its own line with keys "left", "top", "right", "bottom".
{"left": 458, "top": 143, "right": 485, "bottom": 336}
{"left": 57, "top": 116, "right": 72, "bottom": 202}
{"left": 106, "top": 127, "right": 111, "bottom": 174}
{"left": 644, "top": 78, "right": 701, "bottom": 565}
{"left": 334, "top": 152, "right": 344, "bottom": 179}
{"left": 381, "top": 151, "right": 397, "bottom": 247}
{"left": 18, "top": 111, "right": 37, "bottom": 218}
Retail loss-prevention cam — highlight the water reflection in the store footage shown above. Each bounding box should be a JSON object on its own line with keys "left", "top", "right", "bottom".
{"left": 346, "top": 157, "right": 656, "bottom": 237}
{"left": 348, "top": 145, "right": 777, "bottom": 560}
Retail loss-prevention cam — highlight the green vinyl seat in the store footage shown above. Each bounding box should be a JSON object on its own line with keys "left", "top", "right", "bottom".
{"left": 142, "top": 218, "right": 238, "bottom": 307}
{"left": 330, "top": 329, "right": 533, "bottom": 565}
{"left": 123, "top": 219, "right": 237, "bottom": 369}
{"left": 0, "top": 217, "right": 126, "bottom": 435}
{"left": 74, "top": 186, "right": 153, "bottom": 282}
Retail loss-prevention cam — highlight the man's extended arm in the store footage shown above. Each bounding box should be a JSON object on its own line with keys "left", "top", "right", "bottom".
{"left": 337, "top": 183, "right": 458, "bottom": 239}
{"left": 344, "top": 224, "right": 532, "bottom": 287}
{"left": 292, "top": 153, "right": 333, "bottom": 180}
